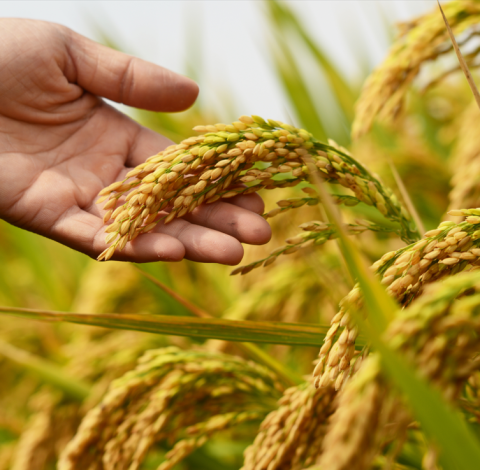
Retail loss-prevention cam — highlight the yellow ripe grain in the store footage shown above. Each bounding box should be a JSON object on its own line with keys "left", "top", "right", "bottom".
{"left": 164, "top": 190, "right": 177, "bottom": 199}
{"left": 118, "top": 234, "right": 129, "bottom": 251}
{"left": 227, "top": 148, "right": 242, "bottom": 157}
{"left": 140, "top": 183, "right": 155, "bottom": 194}
{"left": 215, "top": 160, "right": 231, "bottom": 168}
{"left": 125, "top": 168, "right": 142, "bottom": 179}
{"left": 239, "top": 115, "right": 254, "bottom": 124}
{"left": 232, "top": 120, "right": 247, "bottom": 130}
{"left": 142, "top": 222, "right": 157, "bottom": 233}
{"left": 115, "top": 210, "right": 129, "bottom": 222}
{"left": 200, "top": 170, "right": 213, "bottom": 181}
{"left": 203, "top": 149, "right": 216, "bottom": 161}
{"left": 142, "top": 174, "right": 157, "bottom": 184}
{"left": 194, "top": 180, "right": 208, "bottom": 193}
{"left": 103, "top": 245, "right": 116, "bottom": 261}
{"left": 105, "top": 222, "right": 121, "bottom": 234}
{"left": 172, "top": 163, "right": 187, "bottom": 173}
{"left": 166, "top": 172, "right": 179, "bottom": 182}
{"left": 182, "top": 186, "right": 196, "bottom": 196}
{"left": 223, "top": 174, "right": 234, "bottom": 189}
{"left": 103, "top": 198, "right": 118, "bottom": 211}
{"left": 205, "top": 187, "right": 218, "bottom": 199}
{"left": 442, "top": 258, "right": 460, "bottom": 265}
{"left": 103, "top": 210, "right": 113, "bottom": 224}
{"left": 145, "top": 213, "right": 157, "bottom": 225}
{"left": 128, "top": 224, "right": 136, "bottom": 238}
{"left": 177, "top": 207, "right": 188, "bottom": 217}
{"left": 164, "top": 211, "right": 176, "bottom": 224}
{"left": 221, "top": 165, "right": 231, "bottom": 177}
{"left": 188, "top": 200, "right": 197, "bottom": 213}
{"left": 152, "top": 183, "right": 163, "bottom": 196}
{"left": 120, "top": 220, "right": 130, "bottom": 236}
{"left": 105, "top": 232, "right": 119, "bottom": 245}
{"left": 211, "top": 168, "right": 223, "bottom": 180}
{"left": 206, "top": 195, "right": 221, "bottom": 204}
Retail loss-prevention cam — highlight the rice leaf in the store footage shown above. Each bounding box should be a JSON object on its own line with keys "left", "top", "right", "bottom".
{"left": 0, "top": 305, "right": 332, "bottom": 348}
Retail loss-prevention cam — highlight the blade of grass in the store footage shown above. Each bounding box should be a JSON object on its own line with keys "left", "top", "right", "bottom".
{"left": 0, "top": 339, "right": 90, "bottom": 401}
{"left": 135, "top": 266, "right": 210, "bottom": 318}
{"left": 134, "top": 266, "right": 303, "bottom": 385}
{"left": 437, "top": 0, "right": 480, "bottom": 110}
{"left": 267, "top": 0, "right": 357, "bottom": 122}
{"left": 387, "top": 156, "right": 425, "bottom": 235}
{"left": 305, "top": 161, "right": 480, "bottom": 468}
{"left": 0, "top": 305, "right": 333, "bottom": 348}
{"left": 304, "top": 157, "right": 396, "bottom": 329}
{"left": 268, "top": 33, "right": 328, "bottom": 142}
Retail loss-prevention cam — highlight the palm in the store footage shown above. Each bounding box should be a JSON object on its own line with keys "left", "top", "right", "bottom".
{"left": 0, "top": 19, "right": 271, "bottom": 264}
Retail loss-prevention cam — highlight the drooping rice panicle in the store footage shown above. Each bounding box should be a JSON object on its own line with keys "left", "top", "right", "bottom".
{"left": 352, "top": 0, "right": 480, "bottom": 139}
{"left": 319, "top": 269, "right": 480, "bottom": 470}
{"left": 241, "top": 382, "right": 337, "bottom": 470}
{"left": 314, "top": 209, "right": 480, "bottom": 389}
{"left": 58, "top": 347, "right": 283, "bottom": 470}
{"left": 97, "top": 115, "right": 418, "bottom": 260}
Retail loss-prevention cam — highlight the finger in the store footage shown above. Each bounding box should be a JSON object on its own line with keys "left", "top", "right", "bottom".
{"left": 126, "top": 125, "right": 175, "bottom": 168}
{"left": 153, "top": 217, "right": 245, "bottom": 265}
{"left": 227, "top": 192, "right": 265, "bottom": 215}
{"left": 183, "top": 201, "right": 271, "bottom": 245}
{"left": 49, "top": 207, "right": 185, "bottom": 263}
{"left": 66, "top": 30, "right": 199, "bottom": 112}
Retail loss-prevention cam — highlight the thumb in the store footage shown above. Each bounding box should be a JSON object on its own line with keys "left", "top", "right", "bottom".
{"left": 66, "top": 29, "right": 199, "bottom": 112}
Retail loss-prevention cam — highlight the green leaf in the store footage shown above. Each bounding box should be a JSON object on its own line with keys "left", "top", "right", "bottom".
{"left": 0, "top": 305, "right": 332, "bottom": 348}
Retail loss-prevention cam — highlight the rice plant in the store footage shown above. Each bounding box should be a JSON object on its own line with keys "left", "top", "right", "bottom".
{"left": 3, "top": 1, "right": 480, "bottom": 469}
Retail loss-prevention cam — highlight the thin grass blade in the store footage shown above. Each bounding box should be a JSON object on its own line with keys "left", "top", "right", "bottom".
{"left": 437, "top": 0, "right": 480, "bottom": 110}
{"left": 0, "top": 339, "right": 90, "bottom": 401}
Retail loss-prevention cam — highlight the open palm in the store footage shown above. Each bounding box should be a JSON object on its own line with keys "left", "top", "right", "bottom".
{"left": 0, "top": 19, "right": 271, "bottom": 264}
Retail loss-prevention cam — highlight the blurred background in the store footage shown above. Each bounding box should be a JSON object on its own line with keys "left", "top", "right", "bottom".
{"left": 0, "top": 1, "right": 475, "bottom": 469}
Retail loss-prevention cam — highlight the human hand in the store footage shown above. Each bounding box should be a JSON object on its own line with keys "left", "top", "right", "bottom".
{"left": 0, "top": 19, "right": 271, "bottom": 264}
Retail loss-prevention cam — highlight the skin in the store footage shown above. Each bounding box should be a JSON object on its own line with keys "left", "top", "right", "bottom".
{"left": 0, "top": 19, "right": 271, "bottom": 265}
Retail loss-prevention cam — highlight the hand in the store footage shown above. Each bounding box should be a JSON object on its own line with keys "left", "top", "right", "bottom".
{"left": 0, "top": 19, "right": 271, "bottom": 264}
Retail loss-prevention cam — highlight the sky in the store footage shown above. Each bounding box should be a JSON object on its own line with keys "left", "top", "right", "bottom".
{"left": 1, "top": 1, "right": 435, "bottom": 122}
